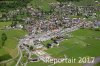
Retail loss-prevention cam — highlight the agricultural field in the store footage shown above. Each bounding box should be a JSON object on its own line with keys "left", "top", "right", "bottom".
{"left": 31, "top": 29, "right": 100, "bottom": 66}
{"left": 46, "top": 29, "right": 100, "bottom": 58}
{"left": 0, "top": 22, "right": 27, "bottom": 63}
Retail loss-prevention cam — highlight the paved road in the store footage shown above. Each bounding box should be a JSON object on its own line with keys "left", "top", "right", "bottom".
{"left": 23, "top": 45, "right": 31, "bottom": 66}
{"left": 15, "top": 44, "right": 23, "bottom": 66}
{"left": 83, "top": 57, "right": 100, "bottom": 66}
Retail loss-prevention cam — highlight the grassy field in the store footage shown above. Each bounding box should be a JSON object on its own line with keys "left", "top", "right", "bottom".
{"left": 27, "top": 60, "right": 82, "bottom": 66}
{"left": 27, "top": 29, "right": 100, "bottom": 66}
{"left": 0, "top": 22, "right": 27, "bottom": 63}
{"left": 0, "top": 30, "right": 27, "bottom": 56}
{"left": 0, "top": 22, "right": 11, "bottom": 28}
{"left": 45, "top": 29, "right": 100, "bottom": 57}
{"left": 29, "top": 0, "right": 57, "bottom": 12}
{"left": 27, "top": 61, "right": 50, "bottom": 66}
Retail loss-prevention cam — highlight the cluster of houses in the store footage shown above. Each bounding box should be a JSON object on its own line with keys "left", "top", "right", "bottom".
{"left": 23, "top": 2, "right": 100, "bottom": 34}
{"left": 0, "top": 1, "right": 100, "bottom": 33}
{"left": 53, "top": 3, "right": 99, "bottom": 17}
{"left": 25, "top": 17, "right": 100, "bottom": 35}
{"left": 46, "top": 36, "right": 67, "bottom": 48}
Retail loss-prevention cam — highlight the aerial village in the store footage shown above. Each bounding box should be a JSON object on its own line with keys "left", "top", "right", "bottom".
{"left": 0, "top": 0, "right": 100, "bottom": 66}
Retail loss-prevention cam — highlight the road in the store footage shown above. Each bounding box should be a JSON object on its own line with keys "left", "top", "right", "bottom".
{"left": 15, "top": 44, "right": 23, "bottom": 66}
{"left": 83, "top": 57, "right": 100, "bottom": 66}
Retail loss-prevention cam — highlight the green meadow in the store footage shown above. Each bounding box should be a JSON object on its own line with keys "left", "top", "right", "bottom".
{"left": 27, "top": 29, "right": 100, "bottom": 66}
{"left": 29, "top": 0, "right": 57, "bottom": 12}
{"left": 46, "top": 29, "right": 100, "bottom": 58}
{"left": 0, "top": 22, "right": 27, "bottom": 62}
{"left": 30, "top": 29, "right": 100, "bottom": 66}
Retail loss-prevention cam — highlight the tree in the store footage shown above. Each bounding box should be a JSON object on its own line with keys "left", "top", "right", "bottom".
{"left": 29, "top": 46, "right": 33, "bottom": 50}
{"left": 1, "top": 33, "right": 7, "bottom": 47}
{"left": 94, "top": 28, "right": 100, "bottom": 31}
{"left": 11, "top": 21, "right": 17, "bottom": 28}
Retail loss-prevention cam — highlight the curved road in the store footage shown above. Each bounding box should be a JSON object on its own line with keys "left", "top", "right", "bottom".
{"left": 83, "top": 57, "right": 100, "bottom": 66}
